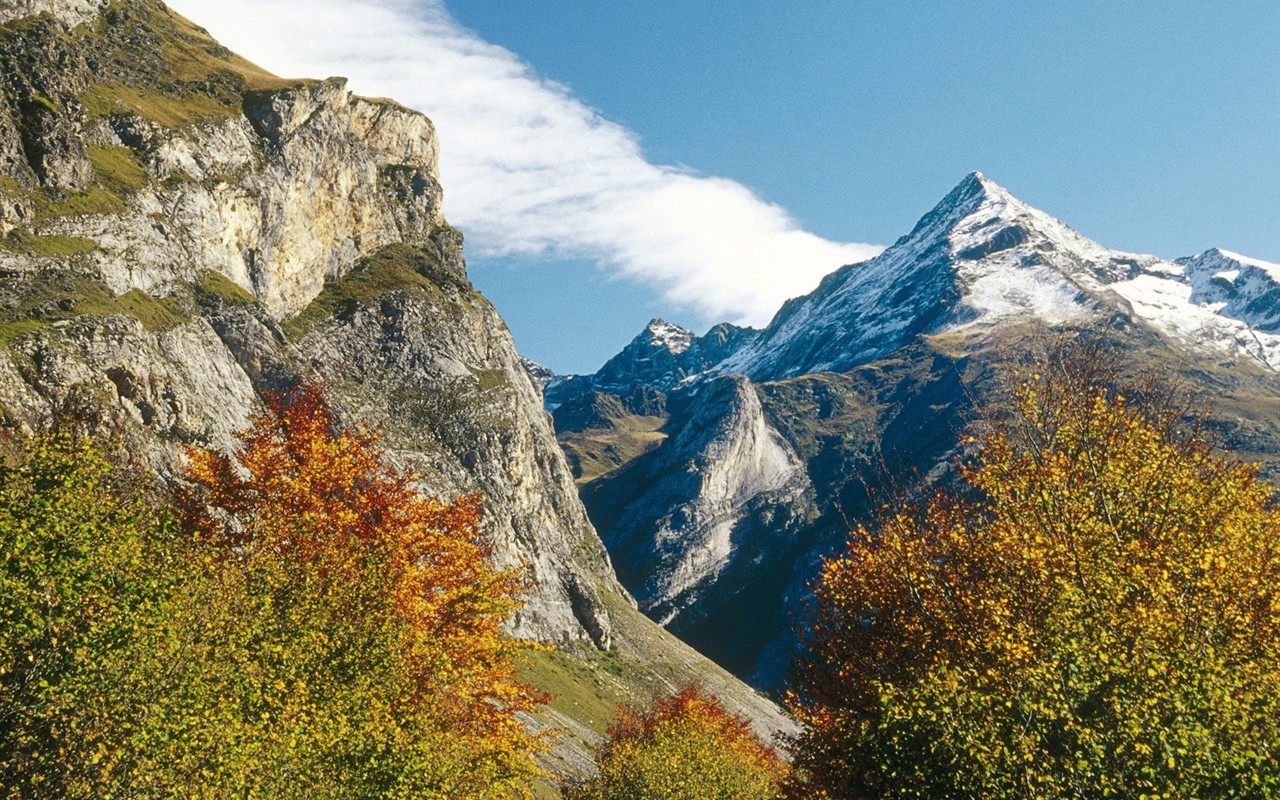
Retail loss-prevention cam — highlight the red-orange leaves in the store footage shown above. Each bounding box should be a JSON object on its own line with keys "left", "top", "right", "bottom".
{"left": 180, "top": 384, "right": 544, "bottom": 798}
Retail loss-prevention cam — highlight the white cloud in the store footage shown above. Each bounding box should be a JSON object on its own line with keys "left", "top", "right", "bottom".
{"left": 166, "top": 0, "right": 882, "bottom": 326}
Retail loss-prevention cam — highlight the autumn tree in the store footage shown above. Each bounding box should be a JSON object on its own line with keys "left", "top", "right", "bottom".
{"left": 176, "top": 384, "right": 546, "bottom": 797}
{"left": 1, "top": 386, "right": 546, "bottom": 798}
{"left": 787, "top": 350, "right": 1280, "bottom": 799}
{"left": 565, "top": 686, "right": 789, "bottom": 800}
{"left": 0, "top": 435, "right": 185, "bottom": 797}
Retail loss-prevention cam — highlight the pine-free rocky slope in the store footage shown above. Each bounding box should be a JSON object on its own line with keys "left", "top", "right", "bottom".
{"left": 0, "top": 0, "right": 793, "bottom": 778}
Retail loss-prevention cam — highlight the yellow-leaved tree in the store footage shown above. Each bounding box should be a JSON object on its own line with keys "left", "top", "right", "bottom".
{"left": 566, "top": 686, "right": 789, "bottom": 800}
{"left": 1, "top": 385, "right": 546, "bottom": 798}
{"left": 176, "top": 385, "right": 546, "bottom": 797}
{"left": 787, "top": 348, "right": 1280, "bottom": 798}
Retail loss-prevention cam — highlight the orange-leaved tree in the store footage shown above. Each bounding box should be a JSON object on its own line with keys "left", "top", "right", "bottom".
{"left": 565, "top": 686, "right": 789, "bottom": 800}
{"left": 787, "top": 352, "right": 1280, "bottom": 799}
{"left": 179, "top": 384, "right": 545, "bottom": 797}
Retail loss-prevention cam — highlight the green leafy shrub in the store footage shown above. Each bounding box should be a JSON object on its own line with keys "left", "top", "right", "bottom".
{"left": 0, "top": 436, "right": 184, "bottom": 797}
{"left": 566, "top": 686, "right": 789, "bottom": 800}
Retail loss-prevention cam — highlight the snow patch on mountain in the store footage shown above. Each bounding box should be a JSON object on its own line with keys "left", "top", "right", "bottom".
{"left": 1108, "top": 249, "right": 1280, "bottom": 368}
{"left": 714, "top": 173, "right": 1280, "bottom": 380}
{"left": 1181, "top": 249, "right": 1280, "bottom": 333}
{"left": 646, "top": 319, "right": 696, "bottom": 355}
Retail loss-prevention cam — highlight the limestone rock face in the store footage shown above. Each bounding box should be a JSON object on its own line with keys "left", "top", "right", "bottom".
{"left": 0, "top": 313, "right": 259, "bottom": 471}
{"left": 0, "top": 13, "right": 94, "bottom": 192}
{"left": 0, "top": 0, "right": 616, "bottom": 648}
{"left": 233, "top": 80, "right": 443, "bottom": 316}
{"left": 292, "top": 267, "right": 622, "bottom": 644}
{"left": 588, "top": 375, "right": 814, "bottom": 630}
{"left": 49, "top": 78, "right": 443, "bottom": 318}
{"left": 0, "top": 1, "right": 443, "bottom": 317}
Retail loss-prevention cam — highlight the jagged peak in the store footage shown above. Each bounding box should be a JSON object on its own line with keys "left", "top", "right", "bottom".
{"left": 1188, "top": 247, "right": 1280, "bottom": 275}
{"left": 639, "top": 318, "right": 696, "bottom": 354}
{"left": 898, "top": 171, "right": 1149, "bottom": 276}
{"left": 644, "top": 317, "right": 687, "bottom": 332}
{"left": 890, "top": 171, "right": 1034, "bottom": 255}
{"left": 1179, "top": 248, "right": 1280, "bottom": 308}
{"left": 941, "top": 171, "right": 1019, "bottom": 212}
{"left": 954, "top": 170, "right": 1004, "bottom": 199}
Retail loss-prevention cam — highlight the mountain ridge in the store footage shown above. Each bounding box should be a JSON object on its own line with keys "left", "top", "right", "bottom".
{"left": 552, "top": 170, "right": 1280, "bottom": 689}
{"left": 553, "top": 171, "right": 1280, "bottom": 397}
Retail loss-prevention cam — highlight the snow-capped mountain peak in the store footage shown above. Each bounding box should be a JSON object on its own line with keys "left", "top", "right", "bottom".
{"left": 564, "top": 174, "right": 1280, "bottom": 397}
{"left": 583, "top": 319, "right": 706, "bottom": 392}
{"left": 715, "top": 172, "right": 1110, "bottom": 379}
{"left": 642, "top": 318, "right": 697, "bottom": 355}
{"left": 713, "top": 173, "right": 1280, "bottom": 380}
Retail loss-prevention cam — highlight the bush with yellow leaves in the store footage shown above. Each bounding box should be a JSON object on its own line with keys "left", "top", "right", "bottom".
{"left": 788, "top": 347, "right": 1280, "bottom": 798}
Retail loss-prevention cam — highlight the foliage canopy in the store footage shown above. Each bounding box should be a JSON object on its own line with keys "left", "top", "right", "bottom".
{"left": 0, "top": 436, "right": 182, "bottom": 797}
{"left": 1, "top": 386, "right": 545, "bottom": 798}
{"left": 787, "top": 354, "right": 1280, "bottom": 798}
{"left": 566, "top": 685, "right": 789, "bottom": 800}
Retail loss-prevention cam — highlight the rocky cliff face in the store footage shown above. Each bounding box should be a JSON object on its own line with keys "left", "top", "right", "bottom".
{"left": 0, "top": 0, "right": 620, "bottom": 648}
{"left": 1, "top": 1, "right": 443, "bottom": 316}
{"left": 282, "top": 246, "right": 619, "bottom": 644}
{"left": 0, "top": 0, "right": 105, "bottom": 27}
{"left": 586, "top": 375, "right": 813, "bottom": 626}
{"left": 0, "top": 1, "right": 799, "bottom": 771}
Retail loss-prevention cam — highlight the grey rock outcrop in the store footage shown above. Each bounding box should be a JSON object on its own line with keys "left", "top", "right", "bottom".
{"left": 0, "top": 0, "right": 618, "bottom": 648}
{"left": 0, "top": 312, "right": 258, "bottom": 470}
{"left": 288, "top": 249, "right": 622, "bottom": 644}
{"left": 586, "top": 374, "right": 814, "bottom": 632}
{"left": 0, "top": 0, "right": 107, "bottom": 29}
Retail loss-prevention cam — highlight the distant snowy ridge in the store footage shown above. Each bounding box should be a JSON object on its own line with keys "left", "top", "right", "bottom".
{"left": 716, "top": 173, "right": 1280, "bottom": 380}
{"left": 558, "top": 318, "right": 758, "bottom": 397}
{"left": 557, "top": 173, "right": 1280, "bottom": 403}
{"left": 1108, "top": 248, "right": 1280, "bottom": 370}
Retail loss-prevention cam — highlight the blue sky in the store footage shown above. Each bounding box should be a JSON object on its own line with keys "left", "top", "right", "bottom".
{"left": 172, "top": 0, "right": 1279, "bottom": 374}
